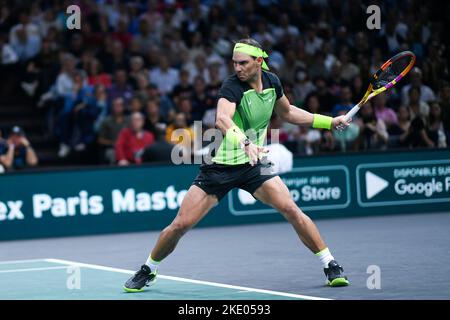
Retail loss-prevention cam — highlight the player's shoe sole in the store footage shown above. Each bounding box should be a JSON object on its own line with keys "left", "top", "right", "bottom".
{"left": 324, "top": 260, "right": 349, "bottom": 287}
{"left": 327, "top": 277, "right": 350, "bottom": 287}
{"left": 123, "top": 265, "right": 157, "bottom": 292}
{"left": 123, "top": 277, "right": 157, "bottom": 292}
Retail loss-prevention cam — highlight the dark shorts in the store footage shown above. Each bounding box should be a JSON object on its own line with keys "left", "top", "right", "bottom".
{"left": 192, "top": 161, "right": 277, "bottom": 201}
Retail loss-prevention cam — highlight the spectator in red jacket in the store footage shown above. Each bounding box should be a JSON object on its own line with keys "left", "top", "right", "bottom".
{"left": 115, "top": 112, "right": 155, "bottom": 166}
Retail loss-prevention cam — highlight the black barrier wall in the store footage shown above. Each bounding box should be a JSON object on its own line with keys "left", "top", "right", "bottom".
{"left": 1, "top": 149, "right": 449, "bottom": 241}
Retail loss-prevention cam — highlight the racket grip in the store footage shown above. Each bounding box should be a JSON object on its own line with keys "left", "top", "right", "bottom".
{"left": 344, "top": 105, "right": 360, "bottom": 122}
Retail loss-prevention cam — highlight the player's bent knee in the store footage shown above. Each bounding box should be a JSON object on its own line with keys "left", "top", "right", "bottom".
{"left": 278, "top": 202, "right": 300, "bottom": 220}
{"left": 169, "top": 219, "right": 193, "bottom": 235}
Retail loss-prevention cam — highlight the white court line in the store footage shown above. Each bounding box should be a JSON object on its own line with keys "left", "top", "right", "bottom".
{"left": 0, "top": 266, "right": 68, "bottom": 274}
{"left": 0, "top": 258, "right": 49, "bottom": 265}
{"left": 45, "top": 258, "right": 331, "bottom": 300}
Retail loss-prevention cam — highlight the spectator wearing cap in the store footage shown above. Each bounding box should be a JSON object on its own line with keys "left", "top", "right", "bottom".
{"left": 115, "top": 112, "right": 155, "bottom": 166}
{"left": 0, "top": 126, "right": 38, "bottom": 170}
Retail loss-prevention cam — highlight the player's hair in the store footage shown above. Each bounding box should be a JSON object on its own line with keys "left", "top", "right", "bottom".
{"left": 236, "top": 38, "right": 263, "bottom": 50}
{"left": 235, "top": 39, "right": 264, "bottom": 61}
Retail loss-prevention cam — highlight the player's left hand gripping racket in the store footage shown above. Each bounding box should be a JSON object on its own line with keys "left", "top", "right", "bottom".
{"left": 337, "top": 50, "right": 416, "bottom": 130}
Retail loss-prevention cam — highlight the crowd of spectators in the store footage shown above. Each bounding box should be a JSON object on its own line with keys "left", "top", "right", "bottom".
{"left": 0, "top": 0, "right": 449, "bottom": 170}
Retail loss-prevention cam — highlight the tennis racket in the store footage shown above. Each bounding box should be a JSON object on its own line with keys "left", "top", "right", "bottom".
{"left": 337, "top": 50, "right": 416, "bottom": 130}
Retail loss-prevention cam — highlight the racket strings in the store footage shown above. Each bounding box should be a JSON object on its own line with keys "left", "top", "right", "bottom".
{"left": 372, "top": 57, "right": 412, "bottom": 89}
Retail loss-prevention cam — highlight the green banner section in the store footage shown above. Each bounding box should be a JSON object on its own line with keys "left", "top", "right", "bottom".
{"left": 357, "top": 160, "right": 450, "bottom": 206}
{"left": 229, "top": 165, "right": 350, "bottom": 215}
{"left": 1, "top": 149, "right": 449, "bottom": 241}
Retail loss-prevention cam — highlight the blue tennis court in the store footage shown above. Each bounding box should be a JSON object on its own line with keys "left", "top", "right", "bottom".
{"left": 0, "top": 258, "right": 326, "bottom": 300}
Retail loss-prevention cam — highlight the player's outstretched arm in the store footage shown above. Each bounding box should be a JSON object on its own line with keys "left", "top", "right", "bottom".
{"left": 274, "top": 95, "right": 351, "bottom": 131}
{"left": 215, "top": 98, "right": 238, "bottom": 135}
{"left": 215, "top": 98, "right": 267, "bottom": 165}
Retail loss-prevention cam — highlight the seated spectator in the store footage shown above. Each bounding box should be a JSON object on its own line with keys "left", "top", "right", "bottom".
{"left": 115, "top": 112, "right": 155, "bottom": 166}
{"left": 309, "top": 76, "right": 337, "bottom": 113}
{"left": 165, "top": 112, "right": 194, "bottom": 152}
{"left": 134, "top": 74, "right": 150, "bottom": 102}
{"left": 172, "top": 69, "right": 194, "bottom": 104}
{"left": 191, "top": 76, "right": 208, "bottom": 122}
{"left": 0, "top": 126, "right": 38, "bottom": 171}
{"left": 373, "top": 93, "right": 398, "bottom": 129}
{"left": 92, "top": 84, "right": 110, "bottom": 131}
{"left": 292, "top": 67, "right": 316, "bottom": 106}
{"left": 70, "top": 85, "right": 104, "bottom": 153}
{"left": 108, "top": 68, "right": 134, "bottom": 106}
{"left": 427, "top": 102, "right": 447, "bottom": 148}
{"left": 130, "top": 96, "right": 144, "bottom": 114}
{"left": 401, "top": 67, "right": 436, "bottom": 106}
{"left": 56, "top": 71, "right": 92, "bottom": 158}
{"left": 185, "top": 53, "right": 210, "bottom": 84}
{"left": 97, "top": 97, "right": 129, "bottom": 164}
{"left": 144, "top": 99, "right": 167, "bottom": 140}
{"left": 87, "top": 58, "right": 112, "bottom": 88}
{"left": 10, "top": 24, "right": 41, "bottom": 62}
{"left": 338, "top": 47, "right": 360, "bottom": 82}
{"left": 20, "top": 38, "right": 58, "bottom": 99}
{"left": 293, "top": 125, "right": 322, "bottom": 156}
{"left": 176, "top": 96, "right": 194, "bottom": 125}
{"left": 403, "top": 111, "right": 435, "bottom": 148}
{"left": 307, "top": 51, "right": 328, "bottom": 81}
{"left": 387, "top": 106, "right": 411, "bottom": 147}
{"left": 1, "top": 34, "right": 18, "bottom": 65}
{"left": 206, "top": 62, "right": 224, "bottom": 98}
{"left": 128, "top": 56, "right": 148, "bottom": 90}
{"left": 332, "top": 86, "right": 354, "bottom": 117}
{"left": 407, "top": 86, "right": 430, "bottom": 119}
{"left": 358, "top": 102, "right": 389, "bottom": 150}
{"left": 37, "top": 53, "right": 77, "bottom": 107}
{"left": 149, "top": 56, "right": 179, "bottom": 96}
{"left": 147, "top": 83, "right": 175, "bottom": 123}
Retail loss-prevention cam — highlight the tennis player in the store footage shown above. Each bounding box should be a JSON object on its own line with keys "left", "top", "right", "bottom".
{"left": 124, "top": 38, "right": 351, "bottom": 291}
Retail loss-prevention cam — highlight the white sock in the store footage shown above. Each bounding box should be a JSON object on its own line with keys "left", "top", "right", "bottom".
{"left": 315, "top": 247, "right": 334, "bottom": 268}
{"left": 145, "top": 256, "right": 160, "bottom": 273}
